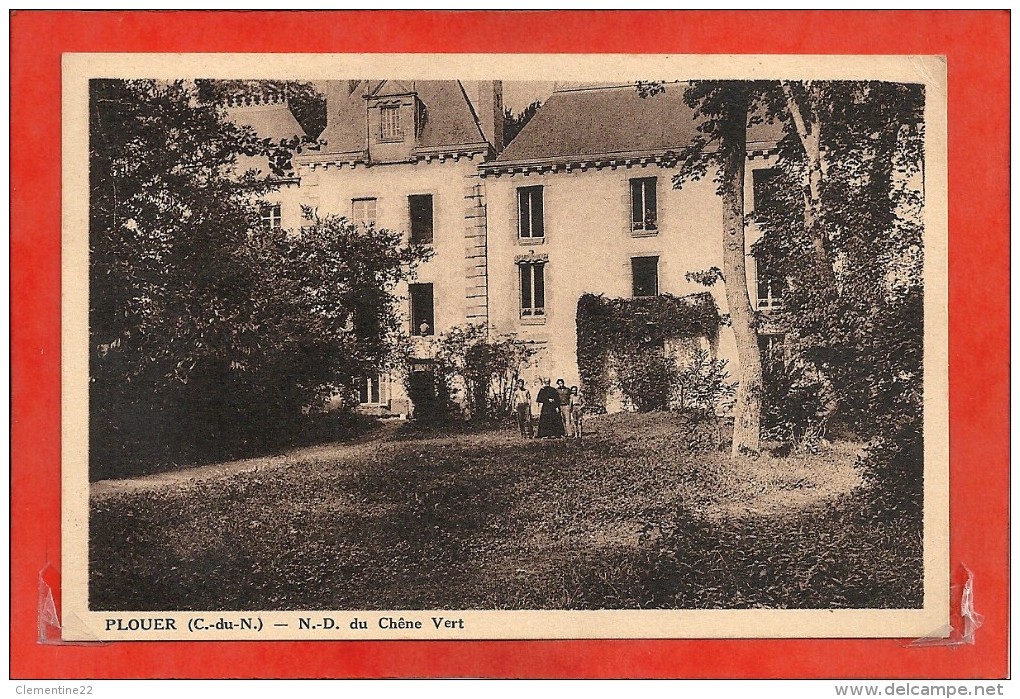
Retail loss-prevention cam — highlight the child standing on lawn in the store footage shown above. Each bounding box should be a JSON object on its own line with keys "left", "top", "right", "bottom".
{"left": 569, "top": 386, "right": 585, "bottom": 439}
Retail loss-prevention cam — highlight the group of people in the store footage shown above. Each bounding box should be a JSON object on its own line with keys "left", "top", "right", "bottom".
{"left": 512, "top": 378, "right": 585, "bottom": 439}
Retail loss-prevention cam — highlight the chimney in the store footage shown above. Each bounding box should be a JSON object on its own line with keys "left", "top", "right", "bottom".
{"left": 465, "top": 81, "right": 504, "bottom": 154}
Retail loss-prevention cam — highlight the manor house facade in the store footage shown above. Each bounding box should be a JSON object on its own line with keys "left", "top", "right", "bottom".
{"left": 238, "top": 80, "right": 783, "bottom": 415}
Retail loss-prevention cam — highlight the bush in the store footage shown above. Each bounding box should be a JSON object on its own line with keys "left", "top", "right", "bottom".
{"left": 673, "top": 349, "right": 737, "bottom": 417}
{"left": 404, "top": 369, "right": 454, "bottom": 425}
{"left": 429, "top": 324, "right": 538, "bottom": 422}
{"left": 610, "top": 496, "right": 923, "bottom": 609}
{"left": 858, "top": 419, "right": 924, "bottom": 520}
{"left": 576, "top": 292, "right": 721, "bottom": 412}
{"left": 761, "top": 359, "right": 833, "bottom": 445}
{"left": 88, "top": 80, "right": 430, "bottom": 478}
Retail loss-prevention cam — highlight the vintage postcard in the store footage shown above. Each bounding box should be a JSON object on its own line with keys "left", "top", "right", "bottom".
{"left": 61, "top": 52, "right": 948, "bottom": 641}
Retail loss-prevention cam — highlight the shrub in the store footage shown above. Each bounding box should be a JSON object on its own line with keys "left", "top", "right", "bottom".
{"left": 761, "top": 359, "right": 833, "bottom": 445}
{"left": 88, "top": 80, "right": 430, "bottom": 478}
{"left": 620, "top": 496, "right": 923, "bottom": 609}
{"left": 404, "top": 368, "right": 455, "bottom": 424}
{"left": 576, "top": 292, "right": 722, "bottom": 412}
{"left": 422, "top": 324, "right": 538, "bottom": 422}
{"left": 858, "top": 419, "right": 924, "bottom": 520}
{"left": 672, "top": 349, "right": 737, "bottom": 417}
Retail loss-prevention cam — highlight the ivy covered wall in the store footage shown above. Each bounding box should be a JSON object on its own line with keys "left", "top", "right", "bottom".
{"left": 575, "top": 292, "right": 722, "bottom": 412}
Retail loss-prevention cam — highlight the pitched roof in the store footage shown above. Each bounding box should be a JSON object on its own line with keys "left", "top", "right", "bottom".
{"left": 316, "top": 80, "right": 489, "bottom": 159}
{"left": 224, "top": 98, "right": 307, "bottom": 177}
{"left": 224, "top": 101, "right": 307, "bottom": 143}
{"left": 494, "top": 83, "right": 781, "bottom": 166}
{"left": 417, "top": 81, "right": 489, "bottom": 150}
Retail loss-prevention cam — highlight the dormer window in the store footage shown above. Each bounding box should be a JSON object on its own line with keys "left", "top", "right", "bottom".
{"left": 380, "top": 105, "right": 403, "bottom": 142}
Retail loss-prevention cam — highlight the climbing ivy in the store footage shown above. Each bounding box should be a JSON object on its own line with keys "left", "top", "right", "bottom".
{"left": 575, "top": 292, "right": 722, "bottom": 412}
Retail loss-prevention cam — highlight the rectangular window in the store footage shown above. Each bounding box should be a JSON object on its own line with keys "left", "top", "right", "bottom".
{"left": 519, "top": 263, "right": 546, "bottom": 318}
{"left": 752, "top": 168, "right": 780, "bottom": 213}
{"left": 409, "top": 283, "right": 435, "bottom": 336}
{"left": 517, "top": 186, "right": 545, "bottom": 239}
{"left": 352, "top": 198, "right": 377, "bottom": 228}
{"left": 261, "top": 204, "right": 282, "bottom": 230}
{"left": 380, "top": 106, "right": 402, "bottom": 141}
{"left": 630, "top": 177, "right": 658, "bottom": 232}
{"left": 756, "top": 257, "right": 785, "bottom": 309}
{"left": 359, "top": 373, "right": 382, "bottom": 405}
{"left": 631, "top": 256, "right": 659, "bottom": 297}
{"left": 408, "top": 194, "right": 434, "bottom": 245}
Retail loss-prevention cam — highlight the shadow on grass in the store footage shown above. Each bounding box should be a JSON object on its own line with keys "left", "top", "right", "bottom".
{"left": 553, "top": 496, "right": 924, "bottom": 610}
{"left": 89, "top": 416, "right": 920, "bottom": 612}
{"left": 90, "top": 437, "right": 532, "bottom": 611}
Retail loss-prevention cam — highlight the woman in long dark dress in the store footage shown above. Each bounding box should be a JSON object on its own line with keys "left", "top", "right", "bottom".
{"left": 536, "top": 378, "right": 565, "bottom": 438}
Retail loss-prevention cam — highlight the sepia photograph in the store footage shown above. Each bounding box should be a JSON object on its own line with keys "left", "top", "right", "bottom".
{"left": 61, "top": 53, "right": 948, "bottom": 641}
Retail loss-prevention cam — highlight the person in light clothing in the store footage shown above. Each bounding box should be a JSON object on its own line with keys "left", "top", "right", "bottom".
{"left": 569, "top": 386, "right": 585, "bottom": 439}
{"left": 512, "top": 379, "right": 533, "bottom": 438}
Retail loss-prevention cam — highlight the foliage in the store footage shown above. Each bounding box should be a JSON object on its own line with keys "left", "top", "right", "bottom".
{"left": 431, "top": 324, "right": 539, "bottom": 422}
{"left": 858, "top": 419, "right": 924, "bottom": 520}
{"left": 761, "top": 358, "right": 833, "bottom": 445}
{"left": 641, "top": 80, "right": 768, "bottom": 455}
{"left": 752, "top": 81, "right": 925, "bottom": 436}
{"left": 89, "top": 79, "right": 427, "bottom": 478}
{"left": 195, "top": 79, "right": 328, "bottom": 139}
{"left": 620, "top": 495, "right": 922, "bottom": 609}
{"left": 610, "top": 347, "right": 678, "bottom": 412}
{"left": 576, "top": 292, "right": 721, "bottom": 412}
{"left": 403, "top": 367, "right": 455, "bottom": 425}
{"left": 685, "top": 266, "right": 723, "bottom": 287}
{"left": 748, "top": 81, "right": 925, "bottom": 503}
{"left": 502, "top": 100, "right": 542, "bottom": 146}
{"left": 673, "top": 349, "right": 738, "bottom": 417}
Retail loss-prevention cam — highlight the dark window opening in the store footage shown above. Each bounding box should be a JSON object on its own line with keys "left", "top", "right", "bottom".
{"left": 410, "top": 283, "right": 435, "bottom": 336}
{"left": 359, "top": 373, "right": 382, "bottom": 404}
{"left": 519, "top": 263, "right": 546, "bottom": 317}
{"left": 631, "top": 256, "right": 659, "bottom": 297}
{"left": 409, "top": 194, "right": 434, "bottom": 245}
{"left": 517, "top": 186, "right": 545, "bottom": 239}
{"left": 752, "top": 168, "right": 781, "bottom": 213}
{"left": 630, "top": 177, "right": 658, "bottom": 232}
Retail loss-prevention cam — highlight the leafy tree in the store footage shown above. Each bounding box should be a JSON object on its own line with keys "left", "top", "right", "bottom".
{"left": 432, "top": 324, "right": 538, "bottom": 422}
{"left": 754, "top": 80, "right": 925, "bottom": 437}
{"left": 503, "top": 100, "right": 542, "bottom": 146}
{"left": 89, "top": 79, "right": 426, "bottom": 477}
{"left": 642, "top": 81, "right": 767, "bottom": 455}
{"left": 750, "top": 80, "right": 924, "bottom": 507}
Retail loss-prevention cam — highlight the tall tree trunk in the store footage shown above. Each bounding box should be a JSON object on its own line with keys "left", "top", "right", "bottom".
{"left": 781, "top": 81, "right": 839, "bottom": 291}
{"left": 720, "top": 89, "right": 763, "bottom": 456}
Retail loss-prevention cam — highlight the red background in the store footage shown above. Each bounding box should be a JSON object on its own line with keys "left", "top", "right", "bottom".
{"left": 10, "top": 10, "right": 1010, "bottom": 679}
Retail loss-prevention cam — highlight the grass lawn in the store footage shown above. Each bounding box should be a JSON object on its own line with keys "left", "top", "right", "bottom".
{"left": 90, "top": 412, "right": 922, "bottom": 611}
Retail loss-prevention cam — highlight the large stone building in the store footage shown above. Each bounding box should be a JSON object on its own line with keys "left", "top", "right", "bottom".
{"left": 232, "top": 80, "right": 782, "bottom": 415}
